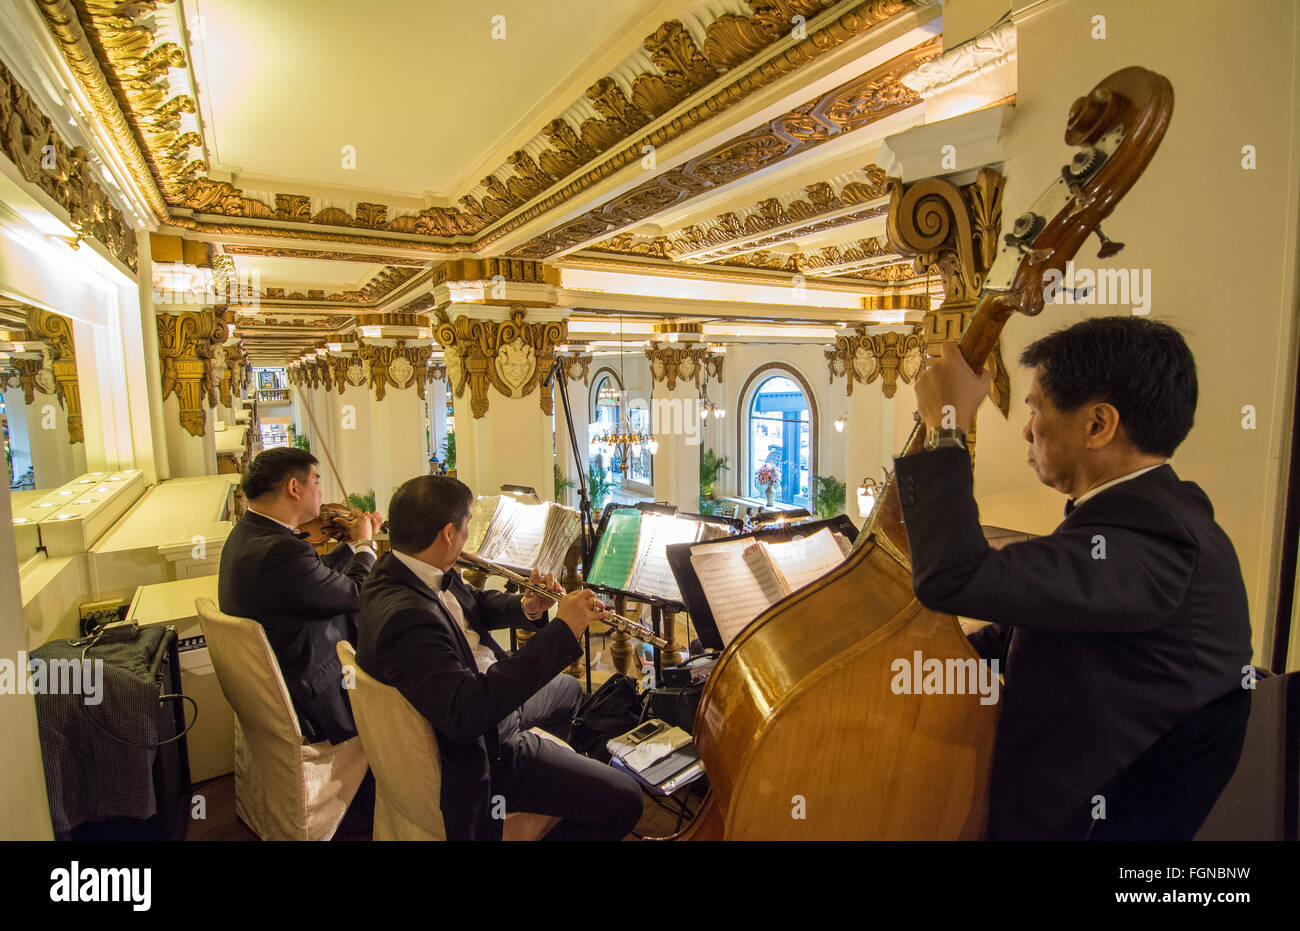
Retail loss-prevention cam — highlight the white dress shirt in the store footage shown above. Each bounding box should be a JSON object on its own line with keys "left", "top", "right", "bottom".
{"left": 391, "top": 550, "right": 496, "bottom": 672}
{"left": 1071, "top": 463, "right": 1163, "bottom": 508}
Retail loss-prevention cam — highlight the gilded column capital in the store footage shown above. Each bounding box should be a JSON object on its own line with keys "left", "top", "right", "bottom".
{"left": 433, "top": 305, "right": 565, "bottom": 419}
{"left": 825, "top": 325, "right": 925, "bottom": 399}
{"left": 156, "top": 306, "right": 228, "bottom": 437}
{"left": 644, "top": 344, "right": 723, "bottom": 391}
{"left": 25, "top": 308, "right": 83, "bottom": 444}
{"left": 356, "top": 339, "right": 433, "bottom": 401}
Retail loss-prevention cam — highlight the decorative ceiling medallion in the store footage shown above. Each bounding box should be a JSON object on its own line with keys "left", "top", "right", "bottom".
{"left": 506, "top": 38, "right": 938, "bottom": 259}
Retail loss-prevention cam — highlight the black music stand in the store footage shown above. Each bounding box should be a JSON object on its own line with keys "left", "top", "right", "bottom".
{"left": 665, "top": 514, "right": 859, "bottom": 651}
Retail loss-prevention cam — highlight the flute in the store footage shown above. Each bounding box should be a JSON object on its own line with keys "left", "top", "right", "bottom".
{"left": 455, "top": 551, "right": 673, "bottom": 650}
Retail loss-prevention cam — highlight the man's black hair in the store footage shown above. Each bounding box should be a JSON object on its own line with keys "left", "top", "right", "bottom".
{"left": 243, "top": 447, "right": 318, "bottom": 500}
{"left": 388, "top": 475, "right": 474, "bottom": 554}
{"left": 1019, "top": 317, "right": 1197, "bottom": 457}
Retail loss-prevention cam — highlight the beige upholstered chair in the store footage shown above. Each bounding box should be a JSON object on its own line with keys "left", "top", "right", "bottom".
{"left": 336, "top": 640, "right": 560, "bottom": 841}
{"left": 196, "top": 598, "right": 368, "bottom": 841}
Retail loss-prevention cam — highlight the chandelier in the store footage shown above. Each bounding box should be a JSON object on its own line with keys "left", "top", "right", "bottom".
{"left": 593, "top": 316, "right": 658, "bottom": 456}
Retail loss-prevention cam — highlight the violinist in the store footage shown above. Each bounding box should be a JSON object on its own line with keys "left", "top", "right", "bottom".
{"left": 899, "top": 318, "right": 1252, "bottom": 839}
{"left": 218, "top": 447, "right": 382, "bottom": 744}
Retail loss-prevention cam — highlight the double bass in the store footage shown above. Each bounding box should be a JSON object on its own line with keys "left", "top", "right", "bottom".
{"left": 677, "top": 67, "right": 1175, "bottom": 840}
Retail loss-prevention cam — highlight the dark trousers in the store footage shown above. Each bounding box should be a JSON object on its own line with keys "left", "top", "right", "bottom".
{"left": 493, "top": 674, "right": 644, "bottom": 841}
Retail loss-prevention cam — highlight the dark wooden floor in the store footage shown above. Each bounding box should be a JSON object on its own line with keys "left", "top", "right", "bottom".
{"left": 184, "top": 768, "right": 695, "bottom": 841}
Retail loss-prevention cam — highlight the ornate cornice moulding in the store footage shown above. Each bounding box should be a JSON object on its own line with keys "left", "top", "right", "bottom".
{"left": 38, "top": 0, "right": 923, "bottom": 252}
{"left": 0, "top": 60, "right": 139, "bottom": 270}
{"left": 506, "top": 36, "right": 939, "bottom": 259}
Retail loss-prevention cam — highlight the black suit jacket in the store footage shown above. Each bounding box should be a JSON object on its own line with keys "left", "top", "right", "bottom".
{"left": 356, "top": 552, "right": 582, "bottom": 840}
{"left": 218, "top": 511, "right": 375, "bottom": 744}
{"left": 896, "top": 448, "right": 1252, "bottom": 839}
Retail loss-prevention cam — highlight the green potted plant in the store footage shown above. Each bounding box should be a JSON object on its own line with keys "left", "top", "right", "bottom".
{"left": 699, "top": 449, "right": 729, "bottom": 514}
{"left": 346, "top": 489, "right": 376, "bottom": 513}
{"left": 290, "top": 427, "right": 311, "bottom": 453}
{"left": 440, "top": 430, "right": 456, "bottom": 474}
{"left": 810, "top": 474, "right": 847, "bottom": 520}
{"left": 554, "top": 463, "right": 574, "bottom": 502}
{"left": 586, "top": 458, "right": 614, "bottom": 512}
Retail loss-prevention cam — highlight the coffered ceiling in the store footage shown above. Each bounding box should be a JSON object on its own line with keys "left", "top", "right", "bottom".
{"left": 24, "top": 0, "right": 1006, "bottom": 364}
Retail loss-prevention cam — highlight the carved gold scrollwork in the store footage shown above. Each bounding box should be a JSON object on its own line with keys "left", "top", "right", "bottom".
{"left": 0, "top": 60, "right": 138, "bottom": 269}
{"left": 559, "top": 353, "right": 593, "bottom": 387}
{"left": 357, "top": 339, "right": 433, "bottom": 401}
{"left": 157, "top": 307, "right": 228, "bottom": 437}
{"left": 25, "top": 308, "right": 83, "bottom": 443}
{"left": 825, "top": 326, "right": 925, "bottom": 399}
{"left": 11, "top": 358, "right": 43, "bottom": 406}
{"left": 886, "top": 166, "right": 1011, "bottom": 416}
{"left": 434, "top": 305, "right": 565, "bottom": 419}
{"left": 644, "top": 345, "right": 724, "bottom": 391}
{"left": 219, "top": 342, "right": 247, "bottom": 409}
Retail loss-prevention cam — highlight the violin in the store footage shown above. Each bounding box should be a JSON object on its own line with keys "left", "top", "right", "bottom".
{"left": 296, "top": 502, "right": 388, "bottom": 546}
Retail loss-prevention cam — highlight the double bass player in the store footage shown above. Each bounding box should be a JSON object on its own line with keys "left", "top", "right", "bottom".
{"left": 899, "top": 318, "right": 1252, "bottom": 839}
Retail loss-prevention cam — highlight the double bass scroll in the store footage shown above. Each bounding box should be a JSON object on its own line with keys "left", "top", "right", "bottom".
{"left": 677, "top": 66, "right": 1174, "bottom": 841}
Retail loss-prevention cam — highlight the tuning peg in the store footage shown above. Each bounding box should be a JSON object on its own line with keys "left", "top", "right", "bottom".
{"left": 1094, "top": 227, "right": 1124, "bottom": 259}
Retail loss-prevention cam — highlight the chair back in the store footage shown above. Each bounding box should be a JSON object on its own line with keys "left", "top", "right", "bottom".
{"left": 337, "top": 641, "right": 446, "bottom": 839}
{"left": 196, "top": 597, "right": 302, "bottom": 743}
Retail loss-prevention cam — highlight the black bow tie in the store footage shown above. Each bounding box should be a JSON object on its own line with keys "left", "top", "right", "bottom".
{"left": 440, "top": 569, "right": 459, "bottom": 592}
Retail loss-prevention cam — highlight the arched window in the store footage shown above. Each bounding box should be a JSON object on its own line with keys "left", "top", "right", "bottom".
{"left": 743, "top": 368, "right": 814, "bottom": 507}
{"left": 587, "top": 370, "right": 652, "bottom": 489}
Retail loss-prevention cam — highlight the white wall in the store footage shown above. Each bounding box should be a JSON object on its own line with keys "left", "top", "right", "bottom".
{"left": 970, "top": 0, "right": 1300, "bottom": 663}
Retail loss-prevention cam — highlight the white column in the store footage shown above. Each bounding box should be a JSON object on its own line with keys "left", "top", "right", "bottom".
{"left": 453, "top": 389, "right": 551, "bottom": 501}
{"left": 369, "top": 385, "right": 428, "bottom": 513}
{"left": 0, "top": 481, "right": 54, "bottom": 838}
{"left": 650, "top": 377, "right": 701, "bottom": 511}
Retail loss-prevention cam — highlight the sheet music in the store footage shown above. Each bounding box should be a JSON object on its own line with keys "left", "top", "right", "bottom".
{"left": 535, "top": 504, "right": 581, "bottom": 577}
{"left": 690, "top": 539, "right": 778, "bottom": 646}
{"left": 626, "top": 513, "right": 701, "bottom": 602}
{"left": 465, "top": 495, "right": 501, "bottom": 554}
{"left": 762, "top": 527, "right": 845, "bottom": 594}
{"left": 487, "top": 500, "right": 552, "bottom": 569}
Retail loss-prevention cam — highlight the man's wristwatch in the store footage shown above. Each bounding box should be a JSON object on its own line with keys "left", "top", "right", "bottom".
{"left": 924, "top": 427, "right": 967, "bottom": 452}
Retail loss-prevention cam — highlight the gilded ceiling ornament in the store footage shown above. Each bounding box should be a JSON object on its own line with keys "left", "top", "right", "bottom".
{"left": 357, "top": 339, "right": 432, "bottom": 401}
{"left": 886, "top": 166, "right": 1010, "bottom": 416}
{"left": 434, "top": 305, "right": 565, "bottom": 419}
{"left": 11, "top": 358, "right": 44, "bottom": 406}
{"left": 508, "top": 39, "right": 936, "bottom": 259}
{"left": 826, "top": 325, "right": 924, "bottom": 398}
{"left": 39, "top": 0, "right": 919, "bottom": 255}
{"left": 0, "top": 61, "right": 138, "bottom": 270}
{"left": 26, "top": 308, "right": 84, "bottom": 444}
{"left": 559, "top": 352, "right": 592, "bottom": 386}
{"left": 219, "top": 342, "right": 248, "bottom": 408}
{"left": 644, "top": 345, "right": 723, "bottom": 391}
{"left": 703, "top": 0, "right": 840, "bottom": 71}
{"left": 156, "top": 306, "right": 228, "bottom": 437}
